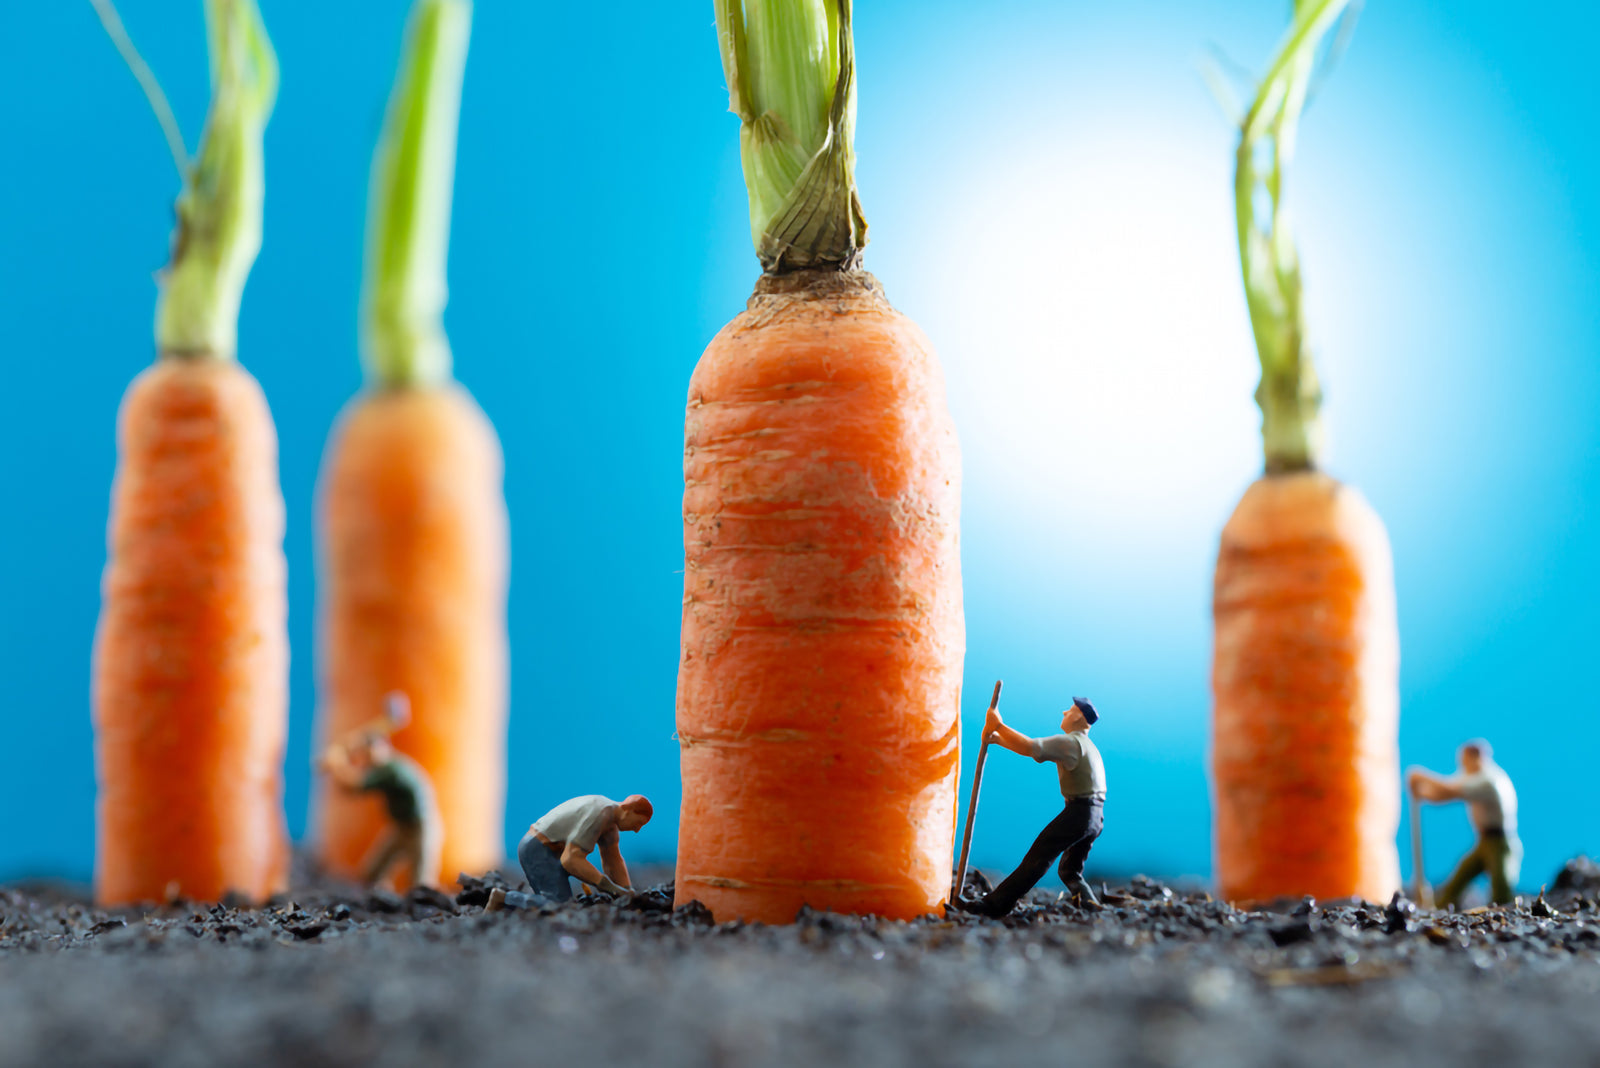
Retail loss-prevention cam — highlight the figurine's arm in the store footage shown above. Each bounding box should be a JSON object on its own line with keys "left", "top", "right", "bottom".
{"left": 317, "top": 745, "right": 367, "bottom": 791}
{"left": 598, "top": 830, "right": 632, "bottom": 891}
{"left": 560, "top": 842, "right": 629, "bottom": 896}
{"left": 1406, "top": 766, "right": 1463, "bottom": 803}
{"left": 983, "top": 707, "right": 1036, "bottom": 757}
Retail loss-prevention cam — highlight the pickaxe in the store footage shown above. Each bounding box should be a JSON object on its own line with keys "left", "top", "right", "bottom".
{"left": 325, "top": 691, "right": 412, "bottom": 764}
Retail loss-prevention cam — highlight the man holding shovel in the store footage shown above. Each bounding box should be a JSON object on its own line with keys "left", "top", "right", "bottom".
{"left": 1408, "top": 739, "right": 1520, "bottom": 907}
{"left": 963, "top": 697, "right": 1106, "bottom": 916}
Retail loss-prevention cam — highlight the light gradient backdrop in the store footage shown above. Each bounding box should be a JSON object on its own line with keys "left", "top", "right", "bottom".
{"left": 2, "top": 1, "right": 1595, "bottom": 892}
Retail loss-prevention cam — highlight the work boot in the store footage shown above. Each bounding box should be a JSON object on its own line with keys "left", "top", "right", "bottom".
{"left": 484, "top": 887, "right": 508, "bottom": 913}
{"left": 1066, "top": 878, "right": 1102, "bottom": 910}
{"left": 951, "top": 894, "right": 992, "bottom": 918}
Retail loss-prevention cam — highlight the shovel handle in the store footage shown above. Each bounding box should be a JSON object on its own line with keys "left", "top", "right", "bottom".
{"left": 953, "top": 680, "right": 1003, "bottom": 900}
{"left": 1409, "top": 779, "right": 1433, "bottom": 908}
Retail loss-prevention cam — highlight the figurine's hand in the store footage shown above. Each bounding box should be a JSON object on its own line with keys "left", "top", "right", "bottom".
{"left": 984, "top": 707, "right": 1004, "bottom": 738}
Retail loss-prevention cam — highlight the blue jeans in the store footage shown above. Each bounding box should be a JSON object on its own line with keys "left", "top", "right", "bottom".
{"left": 516, "top": 829, "right": 574, "bottom": 903}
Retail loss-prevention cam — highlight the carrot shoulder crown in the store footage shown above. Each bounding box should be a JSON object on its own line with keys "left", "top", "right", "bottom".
{"left": 362, "top": 0, "right": 472, "bottom": 391}
{"left": 716, "top": 0, "right": 867, "bottom": 273}
{"left": 147, "top": 0, "right": 277, "bottom": 359}
{"left": 1232, "top": 0, "right": 1358, "bottom": 473}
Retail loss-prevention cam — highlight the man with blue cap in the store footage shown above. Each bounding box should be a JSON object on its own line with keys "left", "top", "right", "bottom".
{"left": 966, "top": 697, "right": 1107, "bottom": 915}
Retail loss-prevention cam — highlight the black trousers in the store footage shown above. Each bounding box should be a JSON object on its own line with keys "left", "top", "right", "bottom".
{"left": 983, "top": 798, "right": 1104, "bottom": 914}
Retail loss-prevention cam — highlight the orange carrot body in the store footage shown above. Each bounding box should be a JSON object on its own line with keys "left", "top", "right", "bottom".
{"left": 1212, "top": 471, "right": 1400, "bottom": 904}
{"left": 313, "top": 384, "right": 508, "bottom": 887}
{"left": 676, "top": 271, "right": 964, "bottom": 924}
{"left": 93, "top": 358, "right": 289, "bottom": 905}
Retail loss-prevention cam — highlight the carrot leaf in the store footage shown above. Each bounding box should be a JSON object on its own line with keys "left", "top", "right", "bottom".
{"left": 717, "top": 0, "right": 867, "bottom": 273}
{"left": 363, "top": 0, "right": 472, "bottom": 390}
{"left": 90, "top": 0, "right": 190, "bottom": 182}
{"left": 155, "top": 0, "right": 278, "bottom": 358}
{"left": 1234, "top": 0, "right": 1360, "bottom": 473}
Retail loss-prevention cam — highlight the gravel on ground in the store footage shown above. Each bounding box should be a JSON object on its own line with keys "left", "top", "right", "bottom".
{"left": 5, "top": 859, "right": 1600, "bottom": 1067}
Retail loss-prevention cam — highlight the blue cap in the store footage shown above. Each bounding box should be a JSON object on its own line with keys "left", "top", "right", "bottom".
{"left": 1072, "top": 697, "right": 1100, "bottom": 725}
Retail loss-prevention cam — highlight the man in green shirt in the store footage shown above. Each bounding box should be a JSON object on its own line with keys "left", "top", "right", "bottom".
{"left": 319, "top": 728, "right": 442, "bottom": 890}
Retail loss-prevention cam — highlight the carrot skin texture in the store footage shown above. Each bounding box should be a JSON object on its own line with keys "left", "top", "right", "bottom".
{"left": 93, "top": 358, "right": 289, "bottom": 906}
{"left": 313, "top": 384, "right": 508, "bottom": 887}
{"left": 1212, "top": 471, "right": 1400, "bottom": 905}
{"left": 677, "top": 273, "right": 965, "bottom": 924}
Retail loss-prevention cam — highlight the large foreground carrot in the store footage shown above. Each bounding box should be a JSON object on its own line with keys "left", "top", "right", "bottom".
{"left": 1211, "top": 0, "right": 1400, "bottom": 905}
{"left": 312, "top": 0, "right": 507, "bottom": 888}
{"left": 92, "top": 0, "right": 287, "bottom": 905}
{"left": 676, "top": 0, "right": 964, "bottom": 924}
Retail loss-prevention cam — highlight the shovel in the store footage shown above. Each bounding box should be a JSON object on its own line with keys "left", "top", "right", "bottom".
{"left": 1410, "top": 779, "right": 1434, "bottom": 908}
{"left": 952, "top": 680, "right": 1003, "bottom": 902}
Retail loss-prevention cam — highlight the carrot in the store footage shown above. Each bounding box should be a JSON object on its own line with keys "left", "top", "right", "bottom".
{"left": 311, "top": 0, "right": 507, "bottom": 889}
{"left": 91, "top": 0, "right": 287, "bottom": 905}
{"left": 676, "top": 0, "right": 964, "bottom": 924}
{"left": 1210, "top": 0, "right": 1401, "bottom": 905}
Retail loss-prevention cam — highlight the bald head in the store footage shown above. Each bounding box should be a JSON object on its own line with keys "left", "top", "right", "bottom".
{"left": 617, "top": 794, "right": 653, "bottom": 832}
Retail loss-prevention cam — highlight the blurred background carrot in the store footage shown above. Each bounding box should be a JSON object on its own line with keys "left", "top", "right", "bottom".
{"left": 675, "top": 0, "right": 965, "bottom": 924}
{"left": 1209, "top": 0, "right": 1401, "bottom": 905}
{"left": 310, "top": 0, "right": 507, "bottom": 890}
{"left": 91, "top": 0, "right": 288, "bottom": 906}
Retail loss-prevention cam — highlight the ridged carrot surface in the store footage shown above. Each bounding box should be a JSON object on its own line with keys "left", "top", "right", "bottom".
{"left": 94, "top": 358, "right": 289, "bottom": 905}
{"left": 676, "top": 271, "right": 965, "bottom": 924}
{"left": 1212, "top": 471, "right": 1400, "bottom": 904}
{"left": 313, "top": 385, "right": 508, "bottom": 887}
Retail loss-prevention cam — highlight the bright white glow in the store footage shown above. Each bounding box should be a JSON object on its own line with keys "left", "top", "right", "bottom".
{"left": 897, "top": 119, "right": 1263, "bottom": 562}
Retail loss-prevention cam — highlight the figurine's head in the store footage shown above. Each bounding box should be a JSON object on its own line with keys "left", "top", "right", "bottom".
{"left": 616, "top": 795, "right": 654, "bottom": 833}
{"left": 1061, "top": 697, "right": 1100, "bottom": 734}
{"left": 1458, "top": 739, "right": 1491, "bottom": 774}
{"left": 384, "top": 691, "right": 412, "bottom": 730}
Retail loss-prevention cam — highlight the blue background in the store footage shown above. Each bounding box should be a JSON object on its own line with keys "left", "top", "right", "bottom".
{"left": 1, "top": 1, "right": 1594, "bottom": 893}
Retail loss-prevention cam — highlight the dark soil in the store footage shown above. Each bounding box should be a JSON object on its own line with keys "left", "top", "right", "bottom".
{"left": 5, "top": 861, "right": 1600, "bottom": 1067}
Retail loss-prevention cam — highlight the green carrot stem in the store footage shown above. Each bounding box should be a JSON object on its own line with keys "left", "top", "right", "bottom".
{"left": 155, "top": 0, "right": 278, "bottom": 359}
{"left": 716, "top": 0, "right": 867, "bottom": 274}
{"left": 1234, "top": 0, "right": 1356, "bottom": 473}
{"left": 362, "top": 0, "right": 472, "bottom": 390}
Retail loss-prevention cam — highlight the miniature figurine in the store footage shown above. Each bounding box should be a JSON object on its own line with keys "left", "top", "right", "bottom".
{"left": 1408, "top": 739, "right": 1520, "bottom": 907}
{"left": 963, "top": 697, "right": 1106, "bottom": 916}
{"left": 486, "top": 794, "right": 653, "bottom": 910}
{"left": 317, "top": 693, "right": 442, "bottom": 890}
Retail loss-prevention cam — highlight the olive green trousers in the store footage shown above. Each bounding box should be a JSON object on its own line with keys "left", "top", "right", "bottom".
{"left": 1434, "top": 833, "right": 1518, "bottom": 908}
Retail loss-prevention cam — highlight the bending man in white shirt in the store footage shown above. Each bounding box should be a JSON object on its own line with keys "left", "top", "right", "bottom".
{"left": 1409, "top": 739, "right": 1520, "bottom": 907}
{"left": 490, "top": 794, "right": 653, "bottom": 910}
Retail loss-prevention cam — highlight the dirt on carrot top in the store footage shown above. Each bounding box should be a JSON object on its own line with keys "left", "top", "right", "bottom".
{"left": 5, "top": 860, "right": 1600, "bottom": 1066}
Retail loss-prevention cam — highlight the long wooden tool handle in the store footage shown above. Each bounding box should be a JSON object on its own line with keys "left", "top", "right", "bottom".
{"left": 953, "top": 680, "right": 1003, "bottom": 900}
{"left": 1409, "top": 784, "right": 1433, "bottom": 907}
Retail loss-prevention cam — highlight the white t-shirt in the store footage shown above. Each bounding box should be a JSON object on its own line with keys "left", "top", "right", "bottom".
{"left": 1030, "top": 731, "right": 1106, "bottom": 800}
{"left": 533, "top": 795, "right": 619, "bottom": 853}
{"left": 1449, "top": 764, "right": 1517, "bottom": 837}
